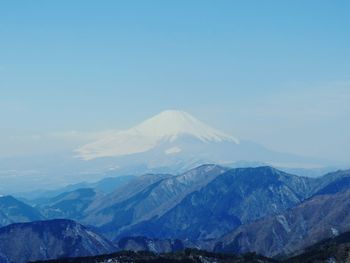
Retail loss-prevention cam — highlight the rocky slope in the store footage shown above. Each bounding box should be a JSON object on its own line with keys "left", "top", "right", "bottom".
{"left": 0, "top": 219, "right": 116, "bottom": 263}
{"left": 284, "top": 230, "right": 350, "bottom": 263}
{"left": 214, "top": 188, "right": 350, "bottom": 257}
{"left": 83, "top": 164, "right": 228, "bottom": 239}
{"left": 117, "top": 166, "right": 313, "bottom": 240}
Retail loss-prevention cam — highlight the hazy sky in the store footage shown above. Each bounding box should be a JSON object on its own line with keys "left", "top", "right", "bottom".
{"left": 1, "top": 1, "right": 349, "bottom": 162}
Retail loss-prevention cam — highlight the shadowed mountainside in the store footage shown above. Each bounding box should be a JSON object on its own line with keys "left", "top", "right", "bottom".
{"left": 0, "top": 195, "right": 44, "bottom": 227}
{"left": 0, "top": 219, "right": 116, "bottom": 263}
{"left": 115, "top": 166, "right": 314, "bottom": 240}
{"left": 214, "top": 188, "right": 350, "bottom": 257}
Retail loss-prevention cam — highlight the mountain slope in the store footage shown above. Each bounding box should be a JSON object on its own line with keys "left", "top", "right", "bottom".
{"left": 0, "top": 195, "right": 43, "bottom": 227}
{"left": 0, "top": 219, "right": 116, "bottom": 263}
{"left": 115, "top": 167, "right": 313, "bottom": 241}
{"left": 38, "top": 188, "right": 99, "bottom": 220}
{"left": 83, "top": 165, "right": 228, "bottom": 239}
{"left": 285, "top": 230, "right": 350, "bottom": 263}
{"left": 214, "top": 188, "right": 350, "bottom": 257}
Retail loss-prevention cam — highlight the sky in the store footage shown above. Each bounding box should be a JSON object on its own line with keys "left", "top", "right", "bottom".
{"left": 0, "top": 0, "right": 350, "bottom": 163}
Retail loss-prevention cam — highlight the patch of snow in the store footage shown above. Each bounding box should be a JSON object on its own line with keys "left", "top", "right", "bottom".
{"left": 276, "top": 215, "right": 291, "bottom": 233}
{"left": 147, "top": 240, "right": 157, "bottom": 253}
{"left": 327, "top": 257, "right": 337, "bottom": 263}
{"left": 165, "top": 146, "right": 182, "bottom": 155}
{"left": 331, "top": 227, "right": 339, "bottom": 237}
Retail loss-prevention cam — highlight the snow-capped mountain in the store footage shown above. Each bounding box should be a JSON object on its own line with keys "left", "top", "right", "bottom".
{"left": 74, "top": 110, "right": 327, "bottom": 174}
{"left": 76, "top": 110, "right": 239, "bottom": 160}
{"left": 0, "top": 110, "right": 332, "bottom": 194}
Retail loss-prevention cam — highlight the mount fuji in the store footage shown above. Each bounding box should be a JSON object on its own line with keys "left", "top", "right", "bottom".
{"left": 77, "top": 110, "right": 239, "bottom": 160}
{"left": 75, "top": 110, "right": 324, "bottom": 173}
{"left": 0, "top": 110, "right": 333, "bottom": 194}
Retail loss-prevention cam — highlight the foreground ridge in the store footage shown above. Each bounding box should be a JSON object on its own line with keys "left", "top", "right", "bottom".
{"left": 32, "top": 249, "right": 276, "bottom": 263}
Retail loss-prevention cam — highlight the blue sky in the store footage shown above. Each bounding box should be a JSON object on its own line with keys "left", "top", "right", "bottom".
{"left": 0, "top": 1, "right": 350, "bottom": 162}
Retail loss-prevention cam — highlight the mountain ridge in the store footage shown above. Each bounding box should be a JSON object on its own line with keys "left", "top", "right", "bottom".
{"left": 214, "top": 182, "right": 350, "bottom": 257}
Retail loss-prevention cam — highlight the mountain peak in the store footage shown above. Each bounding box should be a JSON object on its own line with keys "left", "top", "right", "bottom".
{"left": 153, "top": 109, "right": 191, "bottom": 119}
{"left": 76, "top": 110, "right": 239, "bottom": 160}
{"left": 148, "top": 109, "right": 203, "bottom": 124}
{"left": 137, "top": 110, "right": 201, "bottom": 135}
{"left": 135, "top": 110, "right": 237, "bottom": 142}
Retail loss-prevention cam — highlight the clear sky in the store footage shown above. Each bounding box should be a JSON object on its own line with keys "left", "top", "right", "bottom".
{"left": 1, "top": 1, "right": 349, "bottom": 162}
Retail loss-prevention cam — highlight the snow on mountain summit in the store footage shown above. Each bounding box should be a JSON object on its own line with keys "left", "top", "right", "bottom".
{"left": 76, "top": 110, "right": 239, "bottom": 160}
{"left": 134, "top": 110, "right": 237, "bottom": 143}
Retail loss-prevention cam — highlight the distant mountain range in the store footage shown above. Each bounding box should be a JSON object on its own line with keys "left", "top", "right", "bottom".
{"left": 0, "top": 195, "right": 43, "bottom": 227}
{"left": 37, "top": 188, "right": 99, "bottom": 220}
{"left": 1, "top": 165, "right": 350, "bottom": 262}
{"left": 29, "top": 166, "right": 350, "bottom": 243}
{"left": 18, "top": 175, "right": 137, "bottom": 201}
{"left": 113, "top": 166, "right": 314, "bottom": 241}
